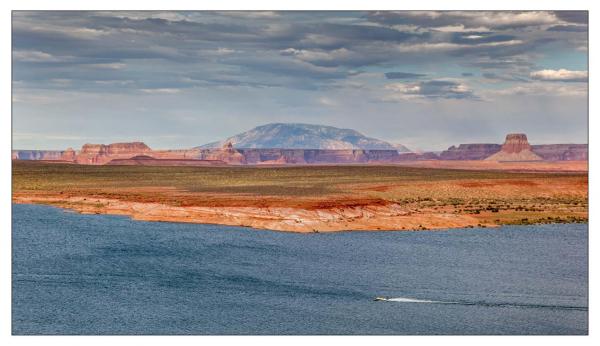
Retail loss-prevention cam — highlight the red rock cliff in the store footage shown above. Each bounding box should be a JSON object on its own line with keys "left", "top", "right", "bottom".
{"left": 485, "top": 133, "right": 543, "bottom": 161}
{"left": 500, "top": 133, "right": 531, "bottom": 153}
{"left": 76, "top": 142, "right": 153, "bottom": 164}
{"left": 439, "top": 144, "right": 501, "bottom": 160}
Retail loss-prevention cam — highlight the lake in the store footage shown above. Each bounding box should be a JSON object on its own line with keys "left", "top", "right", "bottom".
{"left": 12, "top": 203, "right": 588, "bottom": 335}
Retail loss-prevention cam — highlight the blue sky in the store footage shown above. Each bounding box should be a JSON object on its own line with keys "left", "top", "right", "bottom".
{"left": 12, "top": 11, "right": 588, "bottom": 151}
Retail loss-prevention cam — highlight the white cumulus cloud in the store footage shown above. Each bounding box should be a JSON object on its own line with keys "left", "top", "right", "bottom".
{"left": 530, "top": 69, "right": 588, "bottom": 82}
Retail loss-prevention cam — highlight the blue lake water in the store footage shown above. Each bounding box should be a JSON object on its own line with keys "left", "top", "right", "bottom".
{"left": 12, "top": 203, "right": 588, "bottom": 335}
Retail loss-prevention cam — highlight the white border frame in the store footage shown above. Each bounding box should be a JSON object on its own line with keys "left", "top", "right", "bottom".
{"left": 2, "top": 1, "right": 595, "bottom": 345}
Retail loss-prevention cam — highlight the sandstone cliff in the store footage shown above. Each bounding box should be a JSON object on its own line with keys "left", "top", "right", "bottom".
{"left": 397, "top": 152, "right": 440, "bottom": 161}
{"left": 440, "top": 135, "right": 587, "bottom": 162}
{"left": 76, "top": 142, "right": 153, "bottom": 164}
{"left": 531, "top": 144, "right": 588, "bottom": 161}
{"left": 106, "top": 155, "right": 226, "bottom": 166}
{"left": 12, "top": 135, "right": 587, "bottom": 166}
{"left": 485, "top": 134, "right": 543, "bottom": 162}
{"left": 439, "top": 144, "right": 501, "bottom": 160}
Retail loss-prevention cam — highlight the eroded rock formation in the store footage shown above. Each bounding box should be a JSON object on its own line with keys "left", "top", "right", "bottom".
{"left": 485, "top": 134, "right": 543, "bottom": 162}
{"left": 76, "top": 142, "right": 153, "bottom": 164}
{"left": 106, "top": 155, "right": 226, "bottom": 166}
{"left": 531, "top": 144, "right": 588, "bottom": 161}
{"left": 439, "top": 144, "right": 501, "bottom": 160}
{"left": 12, "top": 133, "right": 587, "bottom": 165}
{"left": 440, "top": 134, "right": 587, "bottom": 162}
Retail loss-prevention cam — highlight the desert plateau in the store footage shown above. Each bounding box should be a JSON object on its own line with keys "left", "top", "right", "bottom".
{"left": 12, "top": 160, "right": 587, "bottom": 232}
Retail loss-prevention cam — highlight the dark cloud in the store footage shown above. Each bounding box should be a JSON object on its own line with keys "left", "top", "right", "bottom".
{"left": 547, "top": 25, "right": 588, "bottom": 32}
{"left": 482, "top": 72, "right": 529, "bottom": 82}
{"left": 553, "top": 11, "right": 588, "bottom": 24}
{"left": 11, "top": 11, "right": 588, "bottom": 92}
{"left": 385, "top": 72, "right": 427, "bottom": 79}
{"left": 384, "top": 79, "right": 478, "bottom": 100}
{"left": 419, "top": 80, "right": 477, "bottom": 99}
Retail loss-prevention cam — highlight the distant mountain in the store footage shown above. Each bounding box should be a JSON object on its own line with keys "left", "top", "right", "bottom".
{"left": 197, "top": 123, "right": 411, "bottom": 151}
{"left": 392, "top": 143, "right": 412, "bottom": 153}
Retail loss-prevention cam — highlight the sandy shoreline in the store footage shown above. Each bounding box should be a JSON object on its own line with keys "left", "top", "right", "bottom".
{"left": 13, "top": 194, "right": 490, "bottom": 232}
{"left": 12, "top": 194, "right": 585, "bottom": 233}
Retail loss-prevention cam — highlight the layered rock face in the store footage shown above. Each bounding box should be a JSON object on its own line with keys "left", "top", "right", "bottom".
{"left": 15, "top": 141, "right": 404, "bottom": 166}
{"left": 75, "top": 142, "right": 153, "bottom": 164}
{"left": 531, "top": 144, "right": 588, "bottom": 161}
{"left": 106, "top": 155, "right": 226, "bottom": 166}
{"left": 439, "top": 144, "right": 501, "bottom": 160}
{"left": 13, "top": 135, "right": 587, "bottom": 165}
{"left": 500, "top": 134, "right": 532, "bottom": 153}
{"left": 61, "top": 148, "right": 77, "bottom": 161}
{"left": 439, "top": 136, "right": 587, "bottom": 162}
{"left": 397, "top": 152, "right": 440, "bottom": 161}
{"left": 201, "top": 142, "right": 246, "bottom": 164}
{"left": 237, "top": 148, "right": 401, "bottom": 164}
{"left": 485, "top": 134, "right": 543, "bottom": 162}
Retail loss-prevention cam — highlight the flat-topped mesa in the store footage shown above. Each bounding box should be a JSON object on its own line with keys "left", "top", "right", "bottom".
{"left": 485, "top": 133, "right": 543, "bottom": 162}
{"left": 439, "top": 144, "right": 501, "bottom": 160}
{"left": 80, "top": 142, "right": 151, "bottom": 155}
{"left": 77, "top": 142, "right": 154, "bottom": 165}
{"left": 531, "top": 144, "right": 588, "bottom": 161}
{"left": 107, "top": 142, "right": 152, "bottom": 154}
{"left": 501, "top": 133, "right": 531, "bottom": 153}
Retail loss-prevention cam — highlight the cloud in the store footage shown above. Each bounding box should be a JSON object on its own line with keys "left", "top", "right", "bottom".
{"left": 488, "top": 82, "right": 587, "bottom": 97}
{"left": 394, "top": 39, "right": 524, "bottom": 53}
{"left": 85, "top": 62, "right": 126, "bottom": 69}
{"left": 530, "top": 69, "right": 588, "bottom": 82}
{"left": 317, "top": 96, "right": 338, "bottom": 107}
{"left": 382, "top": 79, "right": 478, "bottom": 100}
{"left": 547, "top": 25, "right": 588, "bottom": 32}
{"left": 385, "top": 72, "right": 427, "bottom": 79}
{"left": 553, "top": 11, "right": 588, "bottom": 24}
{"left": 13, "top": 50, "right": 63, "bottom": 62}
{"left": 368, "top": 11, "right": 560, "bottom": 29}
{"left": 482, "top": 72, "right": 528, "bottom": 82}
{"left": 216, "top": 11, "right": 280, "bottom": 19}
{"left": 279, "top": 47, "right": 360, "bottom": 67}
{"left": 11, "top": 10, "right": 587, "bottom": 93}
{"left": 139, "top": 88, "right": 182, "bottom": 94}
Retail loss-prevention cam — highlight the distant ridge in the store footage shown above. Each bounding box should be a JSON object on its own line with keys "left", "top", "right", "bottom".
{"left": 197, "top": 123, "right": 411, "bottom": 152}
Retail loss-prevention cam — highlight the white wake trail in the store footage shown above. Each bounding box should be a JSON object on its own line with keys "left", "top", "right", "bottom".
{"left": 387, "top": 297, "right": 440, "bottom": 303}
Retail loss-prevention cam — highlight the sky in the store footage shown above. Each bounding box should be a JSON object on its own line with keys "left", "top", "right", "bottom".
{"left": 12, "top": 11, "right": 588, "bottom": 151}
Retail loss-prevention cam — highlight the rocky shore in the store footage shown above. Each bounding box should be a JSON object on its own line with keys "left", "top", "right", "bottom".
{"left": 10, "top": 194, "right": 503, "bottom": 232}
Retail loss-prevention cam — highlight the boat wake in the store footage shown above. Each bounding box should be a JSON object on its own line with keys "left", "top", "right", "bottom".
{"left": 378, "top": 297, "right": 587, "bottom": 311}
{"left": 387, "top": 297, "right": 443, "bottom": 304}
